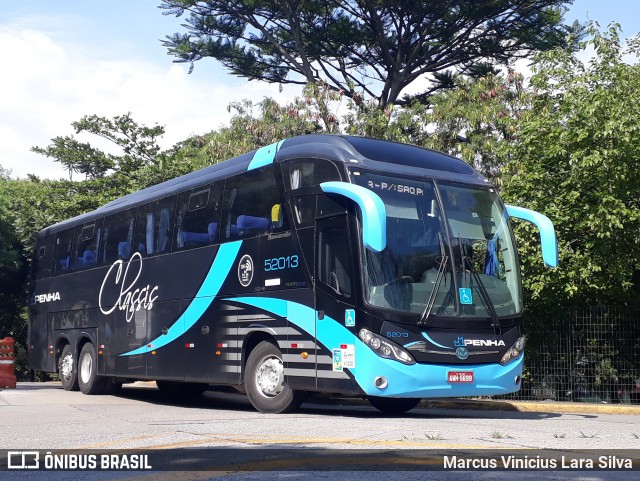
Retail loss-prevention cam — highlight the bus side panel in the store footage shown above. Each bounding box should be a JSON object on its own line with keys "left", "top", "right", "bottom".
{"left": 283, "top": 288, "right": 317, "bottom": 391}
{"left": 27, "top": 313, "right": 53, "bottom": 372}
{"left": 146, "top": 299, "right": 186, "bottom": 381}
{"left": 112, "top": 309, "right": 147, "bottom": 378}
{"left": 185, "top": 301, "right": 239, "bottom": 384}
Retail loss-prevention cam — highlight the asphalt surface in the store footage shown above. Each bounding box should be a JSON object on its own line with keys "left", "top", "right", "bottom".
{"left": 1, "top": 382, "right": 639, "bottom": 480}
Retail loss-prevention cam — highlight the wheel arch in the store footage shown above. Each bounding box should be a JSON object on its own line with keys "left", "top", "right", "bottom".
{"left": 241, "top": 329, "right": 279, "bottom": 384}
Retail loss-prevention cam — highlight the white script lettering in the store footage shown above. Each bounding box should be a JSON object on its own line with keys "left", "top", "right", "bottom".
{"left": 99, "top": 252, "right": 159, "bottom": 322}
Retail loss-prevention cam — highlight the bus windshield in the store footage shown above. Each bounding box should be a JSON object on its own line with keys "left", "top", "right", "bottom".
{"left": 353, "top": 171, "right": 523, "bottom": 321}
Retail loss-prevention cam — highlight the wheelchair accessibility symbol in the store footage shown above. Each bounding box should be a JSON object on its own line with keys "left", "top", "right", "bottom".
{"left": 459, "top": 288, "right": 473, "bottom": 305}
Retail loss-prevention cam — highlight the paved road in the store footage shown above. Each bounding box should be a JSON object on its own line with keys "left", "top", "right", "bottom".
{"left": 1, "top": 382, "right": 639, "bottom": 480}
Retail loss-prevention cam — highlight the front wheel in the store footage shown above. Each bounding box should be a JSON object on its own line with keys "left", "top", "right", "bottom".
{"left": 245, "top": 341, "right": 305, "bottom": 413}
{"left": 368, "top": 396, "right": 421, "bottom": 414}
{"left": 78, "top": 343, "right": 108, "bottom": 395}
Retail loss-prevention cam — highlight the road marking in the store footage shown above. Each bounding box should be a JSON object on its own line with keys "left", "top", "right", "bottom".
{"left": 118, "top": 434, "right": 491, "bottom": 450}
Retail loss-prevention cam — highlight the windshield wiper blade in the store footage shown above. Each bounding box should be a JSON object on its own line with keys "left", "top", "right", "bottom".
{"left": 419, "top": 233, "right": 448, "bottom": 326}
{"left": 458, "top": 236, "right": 500, "bottom": 329}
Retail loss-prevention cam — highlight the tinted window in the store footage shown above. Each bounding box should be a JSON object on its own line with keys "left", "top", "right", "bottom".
{"left": 135, "top": 196, "right": 176, "bottom": 256}
{"left": 225, "top": 166, "right": 288, "bottom": 240}
{"left": 73, "top": 221, "right": 102, "bottom": 271}
{"left": 102, "top": 209, "right": 136, "bottom": 264}
{"left": 316, "top": 215, "right": 352, "bottom": 297}
{"left": 346, "top": 136, "right": 475, "bottom": 175}
{"left": 32, "top": 237, "right": 52, "bottom": 280}
{"left": 287, "top": 159, "right": 341, "bottom": 190}
{"left": 175, "top": 184, "right": 222, "bottom": 251}
{"left": 52, "top": 228, "right": 74, "bottom": 276}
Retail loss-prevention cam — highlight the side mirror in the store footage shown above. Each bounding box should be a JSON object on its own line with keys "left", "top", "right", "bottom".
{"left": 319, "top": 181, "right": 387, "bottom": 252}
{"left": 505, "top": 205, "right": 558, "bottom": 268}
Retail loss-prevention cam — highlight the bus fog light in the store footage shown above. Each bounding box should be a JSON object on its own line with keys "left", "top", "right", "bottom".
{"left": 374, "top": 376, "right": 388, "bottom": 389}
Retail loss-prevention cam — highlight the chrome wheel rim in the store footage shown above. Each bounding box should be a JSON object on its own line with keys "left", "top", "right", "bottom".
{"left": 80, "top": 352, "right": 92, "bottom": 384}
{"left": 255, "top": 355, "right": 284, "bottom": 398}
{"left": 61, "top": 353, "right": 73, "bottom": 381}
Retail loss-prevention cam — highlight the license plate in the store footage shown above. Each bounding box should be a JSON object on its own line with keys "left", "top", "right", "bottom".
{"left": 447, "top": 371, "right": 474, "bottom": 383}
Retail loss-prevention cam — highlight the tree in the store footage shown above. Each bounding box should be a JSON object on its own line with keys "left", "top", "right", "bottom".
{"left": 160, "top": 0, "right": 579, "bottom": 108}
{"left": 32, "top": 113, "right": 166, "bottom": 184}
{"left": 502, "top": 25, "right": 640, "bottom": 308}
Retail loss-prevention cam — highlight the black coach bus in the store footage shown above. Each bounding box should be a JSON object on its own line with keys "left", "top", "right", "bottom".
{"left": 28, "top": 135, "right": 557, "bottom": 413}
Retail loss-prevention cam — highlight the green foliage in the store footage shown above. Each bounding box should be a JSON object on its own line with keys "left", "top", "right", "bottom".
{"left": 160, "top": 0, "right": 578, "bottom": 107}
{"left": 502, "top": 24, "right": 640, "bottom": 307}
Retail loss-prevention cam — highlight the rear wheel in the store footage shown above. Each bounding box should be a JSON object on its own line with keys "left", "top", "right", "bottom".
{"left": 245, "top": 341, "right": 305, "bottom": 413}
{"left": 368, "top": 396, "right": 421, "bottom": 414}
{"left": 78, "top": 343, "right": 108, "bottom": 395}
{"left": 59, "top": 344, "right": 79, "bottom": 391}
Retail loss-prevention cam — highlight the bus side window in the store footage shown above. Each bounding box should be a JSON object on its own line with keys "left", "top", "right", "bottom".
{"left": 316, "top": 216, "right": 353, "bottom": 298}
{"left": 101, "top": 209, "right": 136, "bottom": 265}
{"left": 73, "top": 221, "right": 102, "bottom": 271}
{"left": 174, "top": 183, "right": 222, "bottom": 251}
{"left": 224, "top": 165, "right": 288, "bottom": 240}
{"left": 290, "top": 195, "right": 316, "bottom": 228}
{"left": 135, "top": 195, "right": 176, "bottom": 257}
{"left": 286, "top": 158, "right": 341, "bottom": 191}
{"left": 52, "top": 228, "right": 74, "bottom": 276}
{"left": 32, "top": 237, "right": 52, "bottom": 280}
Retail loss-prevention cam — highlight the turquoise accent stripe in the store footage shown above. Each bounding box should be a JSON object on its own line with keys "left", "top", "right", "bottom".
{"left": 225, "top": 297, "right": 522, "bottom": 398}
{"left": 505, "top": 205, "right": 558, "bottom": 268}
{"left": 120, "top": 241, "right": 243, "bottom": 357}
{"left": 247, "top": 140, "right": 285, "bottom": 171}
{"left": 319, "top": 181, "right": 387, "bottom": 252}
{"left": 421, "top": 332, "right": 452, "bottom": 350}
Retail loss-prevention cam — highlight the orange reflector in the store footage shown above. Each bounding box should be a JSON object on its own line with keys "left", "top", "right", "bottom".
{"left": 151, "top": 351, "right": 156, "bottom": 355}
{"left": 215, "top": 351, "right": 221, "bottom": 356}
{"left": 98, "top": 351, "right": 103, "bottom": 355}
{"left": 301, "top": 352, "right": 309, "bottom": 359}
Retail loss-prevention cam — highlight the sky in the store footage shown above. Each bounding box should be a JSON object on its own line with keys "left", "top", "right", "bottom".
{"left": 1, "top": 0, "right": 639, "bottom": 180}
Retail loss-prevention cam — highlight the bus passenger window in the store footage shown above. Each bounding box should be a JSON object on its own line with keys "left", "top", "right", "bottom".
{"left": 102, "top": 209, "right": 136, "bottom": 265}
{"left": 52, "top": 228, "right": 74, "bottom": 276}
{"left": 134, "top": 196, "right": 176, "bottom": 257}
{"left": 225, "top": 165, "right": 288, "bottom": 240}
{"left": 73, "top": 221, "right": 102, "bottom": 271}
{"left": 317, "top": 216, "right": 352, "bottom": 297}
{"left": 287, "top": 159, "right": 341, "bottom": 190}
{"left": 174, "top": 183, "right": 221, "bottom": 251}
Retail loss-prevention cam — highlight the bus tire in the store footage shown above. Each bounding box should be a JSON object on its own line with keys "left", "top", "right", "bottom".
{"left": 59, "top": 344, "right": 79, "bottom": 391}
{"left": 368, "top": 396, "right": 421, "bottom": 414}
{"left": 245, "top": 340, "right": 304, "bottom": 414}
{"left": 78, "top": 343, "right": 108, "bottom": 395}
{"left": 156, "top": 381, "right": 207, "bottom": 398}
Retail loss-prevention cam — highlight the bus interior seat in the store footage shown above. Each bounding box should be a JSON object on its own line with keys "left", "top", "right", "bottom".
{"left": 77, "top": 250, "right": 97, "bottom": 269}
{"left": 118, "top": 241, "right": 130, "bottom": 259}
{"left": 237, "top": 215, "right": 269, "bottom": 235}
{"left": 208, "top": 222, "right": 218, "bottom": 242}
{"left": 59, "top": 256, "right": 71, "bottom": 271}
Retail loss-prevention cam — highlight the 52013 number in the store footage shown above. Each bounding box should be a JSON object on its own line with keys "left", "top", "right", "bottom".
{"left": 264, "top": 255, "right": 299, "bottom": 271}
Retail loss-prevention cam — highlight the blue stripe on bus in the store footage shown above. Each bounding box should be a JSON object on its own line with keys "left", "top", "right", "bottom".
{"left": 421, "top": 331, "right": 453, "bottom": 350}
{"left": 119, "top": 241, "right": 243, "bottom": 357}
{"left": 319, "top": 181, "right": 387, "bottom": 252}
{"left": 247, "top": 139, "right": 285, "bottom": 171}
{"left": 225, "top": 296, "right": 523, "bottom": 398}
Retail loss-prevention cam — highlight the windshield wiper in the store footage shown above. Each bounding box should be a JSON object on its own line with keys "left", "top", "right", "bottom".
{"left": 458, "top": 236, "right": 500, "bottom": 330}
{"left": 418, "top": 233, "right": 448, "bottom": 326}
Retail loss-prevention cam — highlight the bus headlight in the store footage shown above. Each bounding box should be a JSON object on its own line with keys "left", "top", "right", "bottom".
{"left": 358, "top": 329, "right": 415, "bottom": 365}
{"left": 500, "top": 336, "right": 526, "bottom": 366}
